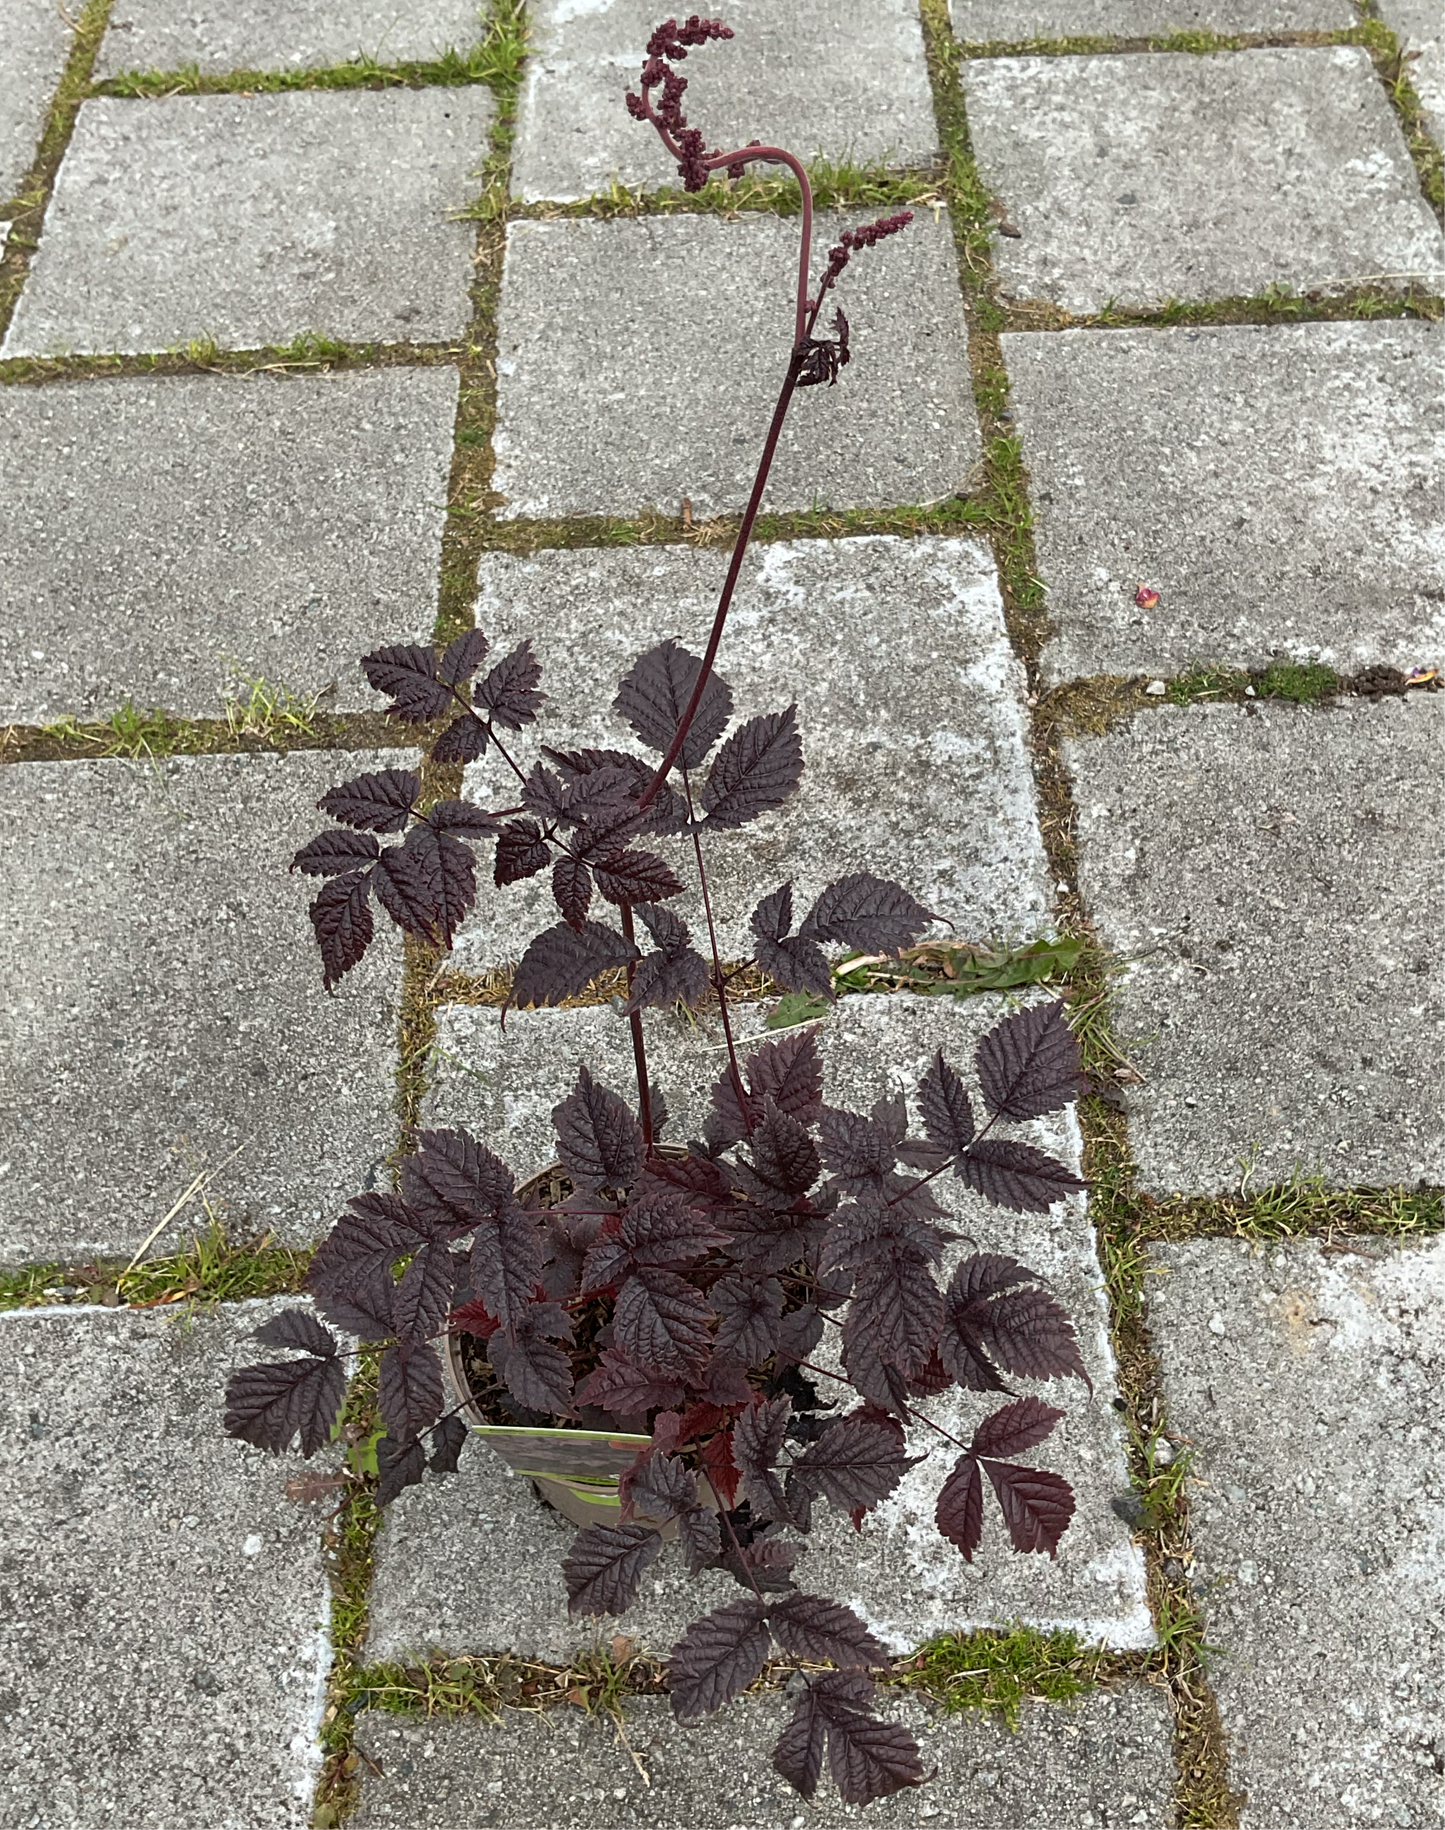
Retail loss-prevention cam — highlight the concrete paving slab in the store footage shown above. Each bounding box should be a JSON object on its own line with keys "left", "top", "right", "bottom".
{"left": 0, "top": 367, "right": 458, "bottom": 724}
{"left": 512, "top": 0, "right": 937, "bottom": 203}
{"left": 1380, "top": 0, "right": 1445, "bottom": 143}
{"left": 2, "top": 88, "right": 491, "bottom": 357}
{"left": 0, "top": 750, "right": 411, "bottom": 1264}
{"left": 0, "top": 0, "right": 71, "bottom": 202}
{"left": 1067, "top": 697, "right": 1445, "bottom": 1194}
{"left": 97, "top": 0, "right": 488, "bottom": 78}
{"left": 350, "top": 1687, "right": 1176, "bottom": 1828}
{"left": 369, "top": 993, "right": 1150, "bottom": 1663}
{"left": 451, "top": 538, "right": 1050, "bottom": 967}
{"left": 0, "top": 1298, "right": 335, "bottom": 1828}
{"left": 490, "top": 211, "right": 978, "bottom": 519}
{"left": 1149, "top": 1236, "right": 1445, "bottom": 1828}
{"left": 952, "top": 0, "right": 1352, "bottom": 36}
{"left": 962, "top": 47, "right": 1445, "bottom": 313}
{"left": 1002, "top": 320, "right": 1445, "bottom": 684}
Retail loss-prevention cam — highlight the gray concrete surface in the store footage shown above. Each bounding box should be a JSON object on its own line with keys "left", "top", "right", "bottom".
{"left": 0, "top": 367, "right": 458, "bottom": 723}
{"left": 3, "top": 88, "right": 492, "bottom": 357}
{"left": 962, "top": 47, "right": 1445, "bottom": 313}
{"left": 97, "top": 0, "right": 488, "bottom": 77}
{"left": 0, "top": 1298, "right": 335, "bottom": 1827}
{"left": 512, "top": 0, "right": 937, "bottom": 203}
{"left": 952, "top": 0, "right": 1352, "bottom": 36}
{"left": 490, "top": 211, "right": 979, "bottom": 519}
{"left": 1002, "top": 320, "right": 1445, "bottom": 684}
{"left": 373, "top": 993, "right": 1150, "bottom": 1662}
{"left": 0, "top": 750, "right": 411, "bottom": 1264}
{"left": 0, "top": 0, "right": 72, "bottom": 202}
{"left": 1380, "top": 0, "right": 1445, "bottom": 144}
{"left": 350, "top": 1687, "right": 1176, "bottom": 1828}
{"left": 1150, "top": 1236, "right": 1445, "bottom": 1828}
{"left": 1067, "top": 697, "right": 1445, "bottom": 1194}
{"left": 453, "top": 537, "right": 1050, "bottom": 965}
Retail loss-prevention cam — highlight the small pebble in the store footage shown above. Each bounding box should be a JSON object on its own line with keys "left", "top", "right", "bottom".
{"left": 1145, "top": 679, "right": 1167, "bottom": 696}
{"left": 1208, "top": 1313, "right": 1227, "bottom": 1336}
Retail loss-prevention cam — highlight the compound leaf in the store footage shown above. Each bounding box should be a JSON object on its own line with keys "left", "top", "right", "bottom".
{"left": 563, "top": 1522, "right": 663, "bottom": 1616}
{"left": 955, "top": 1139, "right": 1086, "bottom": 1214}
{"left": 668, "top": 1598, "right": 771, "bottom": 1718}
{"left": 318, "top": 769, "right": 419, "bottom": 834}
{"left": 223, "top": 1352, "right": 346, "bottom": 1457}
{"left": 700, "top": 706, "right": 803, "bottom": 829}
{"left": 768, "top": 1593, "right": 887, "bottom": 1669}
{"left": 789, "top": 1412, "right": 918, "bottom": 1512}
{"left": 614, "top": 639, "right": 733, "bottom": 771}
{"left": 553, "top": 1066, "right": 644, "bottom": 1189}
{"left": 475, "top": 640, "right": 544, "bottom": 730}
{"left": 509, "top": 920, "right": 639, "bottom": 1011}
{"left": 308, "top": 870, "right": 374, "bottom": 991}
{"left": 799, "top": 872, "right": 932, "bottom": 955}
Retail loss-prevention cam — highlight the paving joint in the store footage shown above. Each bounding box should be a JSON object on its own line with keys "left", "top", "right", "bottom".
{"left": 88, "top": 48, "right": 515, "bottom": 101}
{"left": 2, "top": 706, "right": 408, "bottom": 767}
{"left": 0, "top": 0, "right": 114, "bottom": 340}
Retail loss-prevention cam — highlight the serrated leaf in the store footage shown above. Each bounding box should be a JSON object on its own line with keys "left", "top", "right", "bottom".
{"left": 618, "top": 1450, "right": 698, "bottom": 1525}
{"left": 842, "top": 1244, "right": 943, "bottom": 1379}
{"left": 563, "top": 1522, "right": 663, "bottom": 1615}
{"left": 799, "top": 872, "right": 932, "bottom": 955}
{"left": 292, "top": 829, "right": 382, "bottom": 877}
{"left": 224, "top": 1353, "right": 347, "bottom": 1457}
{"left": 678, "top": 1505, "right": 722, "bottom": 1575}
{"left": 709, "top": 1024, "right": 824, "bottom": 1148}
{"left": 699, "top": 706, "right": 803, "bottom": 829}
{"left": 955, "top": 1139, "right": 1086, "bottom": 1214}
{"left": 614, "top": 639, "right": 734, "bottom": 771}
{"left": 553, "top": 1066, "right": 643, "bottom": 1189}
{"left": 592, "top": 849, "right": 684, "bottom": 905}
{"left": 775, "top": 1304, "right": 824, "bottom": 1366}
{"left": 720, "top": 1532, "right": 798, "bottom": 1593}
{"left": 373, "top": 831, "right": 444, "bottom": 943}
{"left": 551, "top": 855, "right": 592, "bottom": 929}
{"left": 773, "top": 1686, "right": 827, "bottom": 1800}
{"left": 613, "top": 1268, "right": 714, "bottom": 1380}
{"left": 379, "top": 1341, "right": 445, "bottom": 1440}
{"left": 732, "top": 1394, "right": 791, "bottom": 1483}
{"left": 789, "top": 1413, "right": 917, "bottom": 1512}
{"left": 432, "top": 712, "right": 490, "bottom": 764}
{"left": 918, "top": 1050, "right": 975, "bottom": 1154}
{"left": 975, "top": 1001, "right": 1087, "bottom": 1120}
{"left": 252, "top": 1308, "right": 338, "bottom": 1357}
{"left": 494, "top": 819, "right": 550, "bottom": 887}
{"left": 710, "top": 1274, "right": 784, "bottom": 1365}
{"left": 721, "top": 1203, "right": 827, "bottom": 1278}
{"left": 385, "top": 823, "right": 474, "bottom": 947}
{"left": 935, "top": 1453, "right": 985, "bottom": 1561}
{"left": 747, "top": 1099, "right": 820, "bottom": 1200}
{"left": 971, "top": 1395, "right": 1065, "bottom": 1460}
{"left": 475, "top": 640, "right": 544, "bottom": 730}
{"left": 768, "top": 1593, "right": 887, "bottom": 1668}
{"left": 983, "top": 1460, "right": 1075, "bottom": 1556}
{"left": 489, "top": 1302, "right": 576, "bottom": 1417}
{"left": 426, "top": 799, "right": 499, "bottom": 839}
{"left": 439, "top": 628, "right": 488, "bottom": 686}
{"left": 309, "top": 870, "right": 375, "bottom": 991}
{"left": 817, "top": 1106, "right": 895, "bottom": 1188}
{"left": 468, "top": 1196, "right": 545, "bottom": 1334}
{"left": 428, "top": 1413, "right": 469, "bottom": 1475}
{"left": 626, "top": 943, "right": 710, "bottom": 1014}
{"left": 668, "top": 1597, "right": 772, "bottom": 1718}
{"left": 376, "top": 1431, "right": 427, "bottom": 1506}
{"left": 959, "top": 1273, "right": 1090, "bottom": 1389}
{"left": 401, "top": 1128, "right": 518, "bottom": 1236}
{"left": 756, "top": 930, "right": 835, "bottom": 1000}
{"left": 823, "top": 1696, "right": 925, "bottom": 1806}
{"left": 361, "top": 643, "right": 452, "bottom": 722}
{"left": 318, "top": 769, "right": 420, "bottom": 834}
{"left": 392, "top": 1243, "right": 456, "bottom": 1352}
{"left": 574, "top": 1349, "right": 685, "bottom": 1415}
{"left": 702, "top": 1429, "right": 741, "bottom": 1507}
{"left": 508, "top": 920, "right": 639, "bottom": 1011}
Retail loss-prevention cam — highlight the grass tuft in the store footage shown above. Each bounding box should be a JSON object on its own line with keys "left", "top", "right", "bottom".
{"left": 0, "top": 1223, "right": 311, "bottom": 1312}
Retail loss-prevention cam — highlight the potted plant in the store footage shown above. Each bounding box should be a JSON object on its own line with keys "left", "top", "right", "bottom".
{"left": 225, "top": 19, "right": 1093, "bottom": 1806}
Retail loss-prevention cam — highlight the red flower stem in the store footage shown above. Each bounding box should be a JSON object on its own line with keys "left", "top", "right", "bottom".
{"left": 617, "top": 901, "right": 655, "bottom": 1152}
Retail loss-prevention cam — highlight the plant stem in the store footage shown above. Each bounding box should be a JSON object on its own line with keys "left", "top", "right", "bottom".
{"left": 617, "top": 902, "right": 655, "bottom": 1151}
{"left": 682, "top": 768, "right": 751, "bottom": 1135}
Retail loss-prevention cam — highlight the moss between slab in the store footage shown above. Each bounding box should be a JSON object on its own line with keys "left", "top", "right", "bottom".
{"left": 0, "top": 1223, "right": 310, "bottom": 1312}
{"left": 0, "top": 0, "right": 114, "bottom": 338}
{"left": 999, "top": 284, "right": 1442, "bottom": 333}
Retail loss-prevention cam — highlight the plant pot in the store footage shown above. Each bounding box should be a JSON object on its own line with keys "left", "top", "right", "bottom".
{"left": 441, "top": 1156, "right": 715, "bottom": 1533}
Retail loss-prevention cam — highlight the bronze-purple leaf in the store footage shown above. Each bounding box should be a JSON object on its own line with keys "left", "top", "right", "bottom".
{"left": 593, "top": 849, "right": 685, "bottom": 905}
{"left": 427, "top": 800, "right": 500, "bottom": 839}
{"left": 378, "top": 1341, "right": 445, "bottom": 1441}
{"left": 467, "top": 1195, "right": 545, "bottom": 1333}
{"left": 789, "top": 1412, "right": 918, "bottom": 1512}
{"left": 574, "top": 1348, "right": 685, "bottom": 1414}
{"left": 432, "top": 712, "right": 489, "bottom": 764}
{"left": 318, "top": 768, "right": 420, "bottom": 833}
{"left": 292, "top": 829, "right": 381, "bottom": 877}
{"left": 798, "top": 872, "right": 932, "bottom": 955}
{"left": 553, "top": 1066, "right": 644, "bottom": 1189}
{"left": 983, "top": 1461, "right": 1075, "bottom": 1557}
{"left": 975, "top": 1001, "right": 1087, "bottom": 1121}
{"left": 223, "top": 1350, "right": 346, "bottom": 1457}
{"left": 428, "top": 1414, "right": 469, "bottom": 1475}
{"left": 361, "top": 644, "right": 452, "bottom": 722}
{"left": 954, "top": 1138, "right": 1086, "bottom": 1214}
{"left": 376, "top": 1432, "right": 427, "bottom": 1505}
{"left": 475, "top": 639, "right": 544, "bottom": 729}
{"left": 508, "top": 920, "right": 639, "bottom": 1011}
{"left": 918, "top": 1049, "right": 975, "bottom": 1154}
{"left": 934, "top": 1453, "right": 985, "bottom": 1560}
{"left": 699, "top": 706, "right": 803, "bottom": 828}
{"left": 613, "top": 1267, "right": 714, "bottom": 1380}
{"left": 308, "top": 871, "right": 375, "bottom": 990}
{"left": 438, "top": 628, "right": 488, "bottom": 686}
{"left": 552, "top": 855, "right": 593, "bottom": 930}
{"left": 614, "top": 638, "right": 734, "bottom": 771}
{"left": 402, "top": 1128, "right": 518, "bottom": 1234}
{"left": 668, "top": 1597, "right": 772, "bottom": 1718}
{"left": 710, "top": 1273, "right": 784, "bottom": 1364}
{"left": 488, "top": 1301, "right": 576, "bottom": 1416}
{"left": 494, "top": 819, "right": 550, "bottom": 887}
{"left": 768, "top": 1593, "right": 887, "bottom": 1668}
{"left": 563, "top": 1522, "right": 663, "bottom": 1616}
{"left": 618, "top": 1449, "right": 698, "bottom": 1524}
{"left": 970, "top": 1395, "right": 1064, "bottom": 1461}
